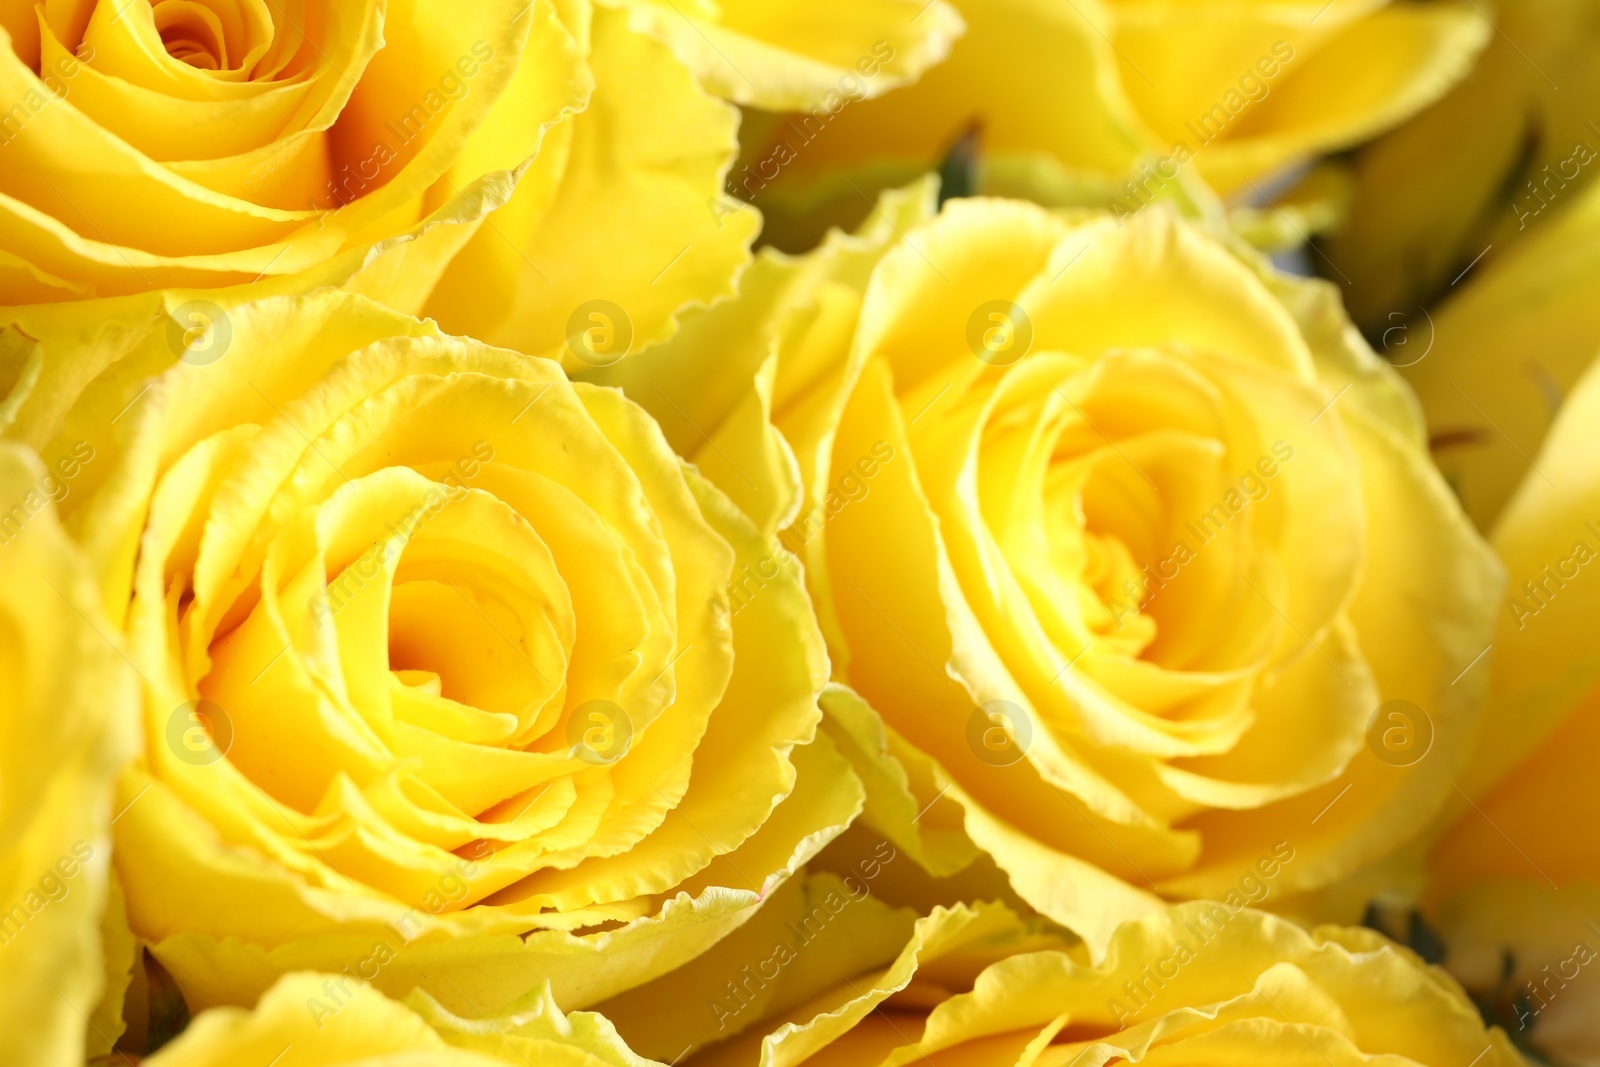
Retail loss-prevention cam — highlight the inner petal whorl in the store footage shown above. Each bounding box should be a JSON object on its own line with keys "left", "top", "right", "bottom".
{"left": 149, "top": 0, "right": 277, "bottom": 74}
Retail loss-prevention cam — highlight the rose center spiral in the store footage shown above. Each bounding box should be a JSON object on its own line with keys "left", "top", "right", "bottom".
{"left": 147, "top": 0, "right": 270, "bottom": 72}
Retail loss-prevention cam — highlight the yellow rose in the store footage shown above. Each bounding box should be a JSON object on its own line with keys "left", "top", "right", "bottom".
{"left": 1420, "top": 352, "right": 1600, "bottom": 1064}
{"left": 599, "top": 189, "right": 1502, "bottom": 956}
{"left": 732, "top": 0, "right": 1486, "bottom": 248}
{"left": 0, "top": 0, "right": 759, "bottom": 363}
{"left": 0, "top": 288, "right": 863, "bottom": 1019}
{"left": 0, "top": 0, "right": 578, "bottom": 299}
{"left": 1329, "top": 0, "right": 1600, "bottom": 329}
{"left": 141, "top": 971, "right": 658, "bottom": 1066}
{"left": 0, "top": 442, "right": 136, "bottom": 1067}
{"left": 1383, "top": 178, "right": 1600, "bottom": 531}
{"left": 595, "top": 881, "right": 1521, "bottom": 1067}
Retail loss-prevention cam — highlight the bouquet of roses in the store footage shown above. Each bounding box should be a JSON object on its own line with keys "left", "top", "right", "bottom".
{"left": 4, "top": 1, "right": 1597, "bottom": 1064}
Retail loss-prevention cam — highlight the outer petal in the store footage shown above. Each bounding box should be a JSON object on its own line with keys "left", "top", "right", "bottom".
{"left": 816, "top": 684, "right": 978, "bottom": 880}
{"left": 1328, "top": 0, "right": 1600, "bottom": 329}
{"left": 410, "top": 981, "right": 663, "bottom": 1066}
{"left": 598, "top": 0, "right": 964, "bottom": 112}
{"left": 0, "top": 441, "right": 136, "bottom": 1067}
{"left": 1407, "top": 320, "right": 1600, "bottom": 1067}
{"left": 424, "top": 6, "right": 760, "bottom": 365}
{"left": 1110, "top": 1, "right": 1488, "bottom": 196}
{"left": 738, "top": 0, "right": 1148, "bottom": 246}
{"left": 1442, "top": 349, "right": 1600, "bottom": 811}
{"left": 140, "top": 970, "right": 658, "bottom": 1066}
{"left": 737, "top": 0, "right": 1483, "bottom": 247}
{"left": 605, "top": 883, "right": 1066, "bottom": 1065}
{"left": 592, "top": 871, "right": 922, "bottom": 1060}
{"left": 1395, "top": 179, "right": 1600, "bottom": 531}
{"left": 586, "top": 176, "right": 938, "bottom": 537}
{"left": 139, "top": 728, "right": 860, "bottom": 1016}
{"left": 1433, "top": 882, "right": 1600, "bottom": 1065}
{"left": 662, "top": 902, "right": 1517, "bottom": 1067}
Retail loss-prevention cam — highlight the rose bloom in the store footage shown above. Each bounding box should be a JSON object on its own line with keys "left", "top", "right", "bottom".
{"left": 733, "top": 0, "right": 1486, "bottom": 249}
{"left": 602, "top": 189, "right": 1501, "bottom": 955}
{"left": 0, "top": 444, "right": 134, "bottom": 1067}
{"left": 0, "top": 288, "right": 862, "bottom": 1020}
{"left": 1422, "top": 354, "right": 1600, "bottom": 1065}
{"left": 596, "top": 879, "right": 1521, "bottom": 1067}
{"left": 139, "top": 971, "right": 656, "bottom": 1067}
{"left": 0, "top": 0, "right": 585, "bottom": 299}
{"left": 0, "top": 0, "right": 773, "bottom": 361}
